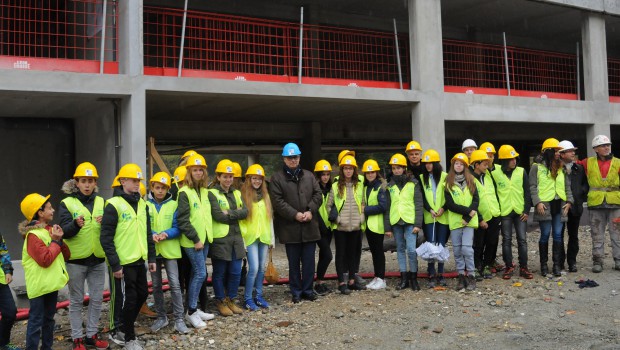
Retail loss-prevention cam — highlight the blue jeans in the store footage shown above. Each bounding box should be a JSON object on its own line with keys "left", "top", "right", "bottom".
{"left": 539, "top": 213, "right": 563, "bottom": 244}
{"left": 501, "top": 213, "right": 528, "bottom": 267}
{"left": 451, "top": 227, "right": 475, "bottom": 274}
{"left": 285, "top": 242, "right": 316, "bottom": 298}
{"left": 393, "top": 224, "right": 418, "bottom": 272}
{"left": 26, "top": 291, "right": 57, "bottom": 350}
{"left": 0, "top": 283, "right": 17, "bottom": 347}
{"left": 244, "top": 241, "right": 269, "bottom": 301}
{"left": 183, "top": 245, "right": 209, "bottom": 310}
{"left": 151, "top": 258, "right": 184, "bottom": 320}
{"left": 424, "top": 222, "right": 450, "bottom": 275}
{"left": 212, "top": 255, "right": 243, "bottom": 300}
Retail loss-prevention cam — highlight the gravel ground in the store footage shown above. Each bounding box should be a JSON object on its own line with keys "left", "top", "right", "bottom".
{"left": 10, "top": 225, "right": 620, "bottom": 350}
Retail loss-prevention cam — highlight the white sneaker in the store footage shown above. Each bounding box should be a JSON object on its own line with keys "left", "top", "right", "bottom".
{"left": 373, "top": 278, "right": 387, "bottom": 290}
{"left": 196, "top": 309, "right": 215, "bottom": 321}
{"left": 124, "top": 339, "right": 144, "bottom": 350}
{"left": 185, "top": 312, "right": 207, "bottom": 329}
{"left": 366, "top": 277, "right": 378, "bottom": 289}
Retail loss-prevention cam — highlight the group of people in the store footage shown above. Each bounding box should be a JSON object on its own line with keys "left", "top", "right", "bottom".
{"left": 2, "top": 134, "right": 620, "bottom": 350}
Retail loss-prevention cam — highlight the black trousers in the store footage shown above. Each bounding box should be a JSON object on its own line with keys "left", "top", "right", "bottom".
{"left": 474, "top": 217, "right": 501, "bottom": 270}
{"left": 562, "top": 214, "right": 582, "bottom": 265}
{"left": 316, "top": 228, "right": 333, "bottom": 280}
{"left": 365, "top": 230, "right": 385, "bottom": 279}
{"left": 285, "top": 242, "right": 316, "bottom": 298}
{"left": 0, "top": 283, "right": 16, "bottom": 347}
{"left": 109, "top": 264, "right": 148, "bottom": 342}
{"left": 334, "top": 230, "right": 362, "bottom": 283}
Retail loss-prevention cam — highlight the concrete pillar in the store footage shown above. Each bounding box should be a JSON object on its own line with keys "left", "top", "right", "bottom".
{"left": 409, "top": 0, "right": 444, "bottom": 92}
{"left": 120, "top": 90, "right": 147, "bottom": 173}
{"left": 118, "top": 0, "right": 143, "bottom": 76}
{"left": 412, "top": 99, "right": 446, "bottom": 168}
{"left": 582, "top": 13, "right": 608, "bottom": 102}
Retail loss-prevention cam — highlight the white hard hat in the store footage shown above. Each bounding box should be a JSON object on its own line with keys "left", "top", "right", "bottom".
{"left": 592, "top": 135, "right": 611, "bottom": 148}
{"left": 462, "top": 139, "right": 477, "bottom": 150}
{"left": 558, "top": 140, "right": 577, "bottom": 152}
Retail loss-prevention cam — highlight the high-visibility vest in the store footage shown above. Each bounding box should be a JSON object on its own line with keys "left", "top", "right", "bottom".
{"left": 586, "top": 157, "right": 620, "bottom": 206}
{"left": 61, "top": 196, "right": 105, "bottom": 259}
{"left": 364, "top": 185, "right": 384, "bottom": 234}
{"left": 22, "top": 228, "right": 69, "bottom": 298}
{"left": 178, "top": 186, "right": 213, "bottom": 247}
{"left": 318, "top": 192, "right": 330, "bottom": 228}
{"left": 240, "top": 199, "right": 272, "bottom": 246}
{"left": 446, "top": 185, "right": 479, "bottom": 230}
{"left": 146, "top": 200, "right": 181, "bottom": 259}
{"left": 388, "top": 182, "right": 416, "bottom": 225}
{"left": 475, "top": 176, "right": 501, "bottom": 221}
{"left": 419, "top": 172, "right": 449, "bottom": 225}
{"left": 494, "top": 167, "right": 525, "bottom": 216}
{"left": 210, "top": 189, "right": 246, "bottom": 239}
{"left": 331, "top": 181, "right": 366, "bottom": 231}
{"left": 536, "top": 163, "right": 567, "bottom": 202}
{"left": 106, "top": 197, "right": 148, "bottom": 265}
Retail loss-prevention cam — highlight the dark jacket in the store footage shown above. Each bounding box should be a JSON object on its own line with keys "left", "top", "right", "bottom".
{"left": 363, "top": 178, "right": 391, "bottom": 233}
{"left": 565, "top": 162, "right": 589, "bottom": 216}
{"left": 269, "top": 165, "right": 322, "bottom": 244}
{"left": 208, "top": 184, "right": 248, "bottom": 261}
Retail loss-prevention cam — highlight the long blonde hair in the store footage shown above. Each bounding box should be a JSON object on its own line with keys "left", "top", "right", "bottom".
{"left": 182, "top": 166, "right": 209, "bottom": 190}
{"left": 241, "top": 176, "right": 272, "bottom": 221}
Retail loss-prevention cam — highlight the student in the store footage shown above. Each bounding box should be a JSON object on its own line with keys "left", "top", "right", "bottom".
{"left": 177, "top": 154, "right": 213, "bottom": 328}
{"left": 146, "top": 172, "right": 194, "bottom": 334}
{"left": 444, "top": 153, "right": 479, "bottom": 291}
{"left": 208, "top": 160, "right": 248, "bottom": 316}
{"left": 492, "top": 145, "right": 533, "bottom": 280}
{"left": 405, "top": 141, "right": 424, "bottom": 179}
{"left": 19, "top": 193, "right": 70, "bottom": 350}
{"left": 240, "top": 164, "right": 274, "bottom": 310}
{"left": 58, "top": 162, "right": 109, "bottom": 350}
{"left": 419, "top": 149, "right": 450, "bottom": 287}
{"left": 387, "top": 154, "right": 423, "bottom": 291}
{"left": 0, "top": 233, "right": 19, "bottom": 350}
{"left": 479, "top": 141, "right": 504, "bottom": 274}
{"left": 313, "top": 160, "right": 334, "bottom": 295}
{"left": 361, "top": 159, "right": 390, "bottom": 290}
{"left": 100, "top": 164, "right": 156, "bottom": 350}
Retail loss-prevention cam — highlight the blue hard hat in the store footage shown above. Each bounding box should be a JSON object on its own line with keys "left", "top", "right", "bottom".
{"left": 282, "top": 143, "right": 301, "bottom": 156}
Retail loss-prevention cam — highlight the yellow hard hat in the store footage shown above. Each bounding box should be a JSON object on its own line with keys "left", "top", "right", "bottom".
{"left": 314, "top": 160, "right": 332, "bottom": 172}
{"left": 173, "top": 166, "right": 187, "bottom": 184}
{"left": 231, "top": 162, "right": 242, "bottom": 178}
{"left": 361, "top": 159, "right": 380, "bottom": 172}
{"left": 479, "top": 142, "right": 496, "bottom": 154}
{"left": 451, "top": 153, "right": 470, "bottom": 166}
{"left": 73, "top": 162, "right": 99, "bottom": 178}
{"left": 339, "top": 155, "right": 358, "bottom": 168}
{"left": 117, "top": 163, "right": 144, "bottom": 180}
{"left": 470, "top": 150, "right": 490, "bottom": 164}
{"left": 215, "top": 159, "right": 234, "bottom": 174}
{"left": 498, "top": 145, "right": 519, "bottom": 159}
{"left": 389, "top": 154, "right": 408, "bottom": 167}
{"left": 111, "top": 175, "right": 120, "bottom": 188}
{"left": 185, "top": 154, "right": 207, "bottom": 168}
{"left": 405, "top": 140, "right": 423, "bottom": 152}
{"left": 338, "top": 150, "right": 356, "bottom": 163}
{"left": 421, "top": 149, "right": 440, "bottom": 163}
{"left": 181, "top": 150, "right": 197, "bottom": 160}
{"left": 150, "top": 171, "right": 171, "bottom": 188}
{"left": 541, "top": 138, "right": 561, "bottom": 152}
{"left": 246, "top": 164, "right": 266, "bottom": 177}
{"left": 139, "top": 182, "right": 146, "bottom": 197}
{"left": 21, "top": 193, "right": 50, "bottom": 221}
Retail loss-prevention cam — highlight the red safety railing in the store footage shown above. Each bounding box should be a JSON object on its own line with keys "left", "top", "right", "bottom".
{"left": 609, "top": 58, "right": 620, "bottom": 103}
{"left": 143, "top": 7, "right": 409, "bottom": 89}
{"left": 0, "top": 0, "right": 118, "bottom": 74}
{"left": 443, "top": 39, "right": 578, "bottom": 100}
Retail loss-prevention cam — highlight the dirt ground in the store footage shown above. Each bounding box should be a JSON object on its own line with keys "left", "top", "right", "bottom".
{"left": 9, "top": 225, "right": 620, "bottom": 350}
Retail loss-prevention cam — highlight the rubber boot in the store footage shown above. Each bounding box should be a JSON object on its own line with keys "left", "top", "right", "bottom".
{"left": 409, "top": 272, "right": 420, "bottom": 291}
{"left": 455, "top": 274, "right": 467, "bottom": 291}
{"left": 552, "top": 241, "right": 563, "bottom": 276}
{"left": 396, "top": 272, "right": 409, "bottom": 290}
{"left": 539, "top": 242, "right": 549, "bottom": 276}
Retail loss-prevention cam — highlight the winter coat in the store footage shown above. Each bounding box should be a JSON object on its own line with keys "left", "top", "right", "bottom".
{"left": 326, "top": 181, "right": 364, "bottom": 232}
{"left": 529, "top": 163, "right": 574, "bottom": 222}
{"left": 564, "top": 162, "right": 588, "bottom": 217}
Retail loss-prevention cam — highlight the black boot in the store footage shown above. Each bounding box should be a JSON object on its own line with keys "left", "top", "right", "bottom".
{"left": 396, "top": 272, "right": 409, "bottom": 290}
{"left": 409, "top": 272, "right": 420, "bottom": 291}
{"left": 552, "top": 241, "right": 563, "bottom": 276}
{"left": 539, "top": 242, "right": 549, "bottom": 276}
{"left": 466, "top": 275, "right": 476, "bottom": 291}
{"left": 455, "top": 274, "right": 467, "bottom": 291}
{"left": 437, "top": 274, "right": 447, "bottom": 287}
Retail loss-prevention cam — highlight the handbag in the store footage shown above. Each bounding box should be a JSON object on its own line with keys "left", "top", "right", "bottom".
{"left": 264, "top": 248, "right": 280, "bottom": 284}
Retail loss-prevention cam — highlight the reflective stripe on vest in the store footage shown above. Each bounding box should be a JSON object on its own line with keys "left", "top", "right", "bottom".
{"left": 331, "top": 181, "right": 366, "bottom": 231}
{"left": 210, "top": 189, "right": 245, "bottom": 239}
{"left": 365, "top": 186, "right": 384, "bottom": 234}
{"left": 494, "top": 167, "right": 525, "bottom": 216}
{"left": 22, "top": 228, "right": 69, "bottom": 298}
{"left": 537, "top": 164, "right": 567, "bottom": 202}
{"left": 106, "top": 197, "right": 148, "bottom": 265}
{"left": 389, "top": 182, "right": 416, "bottom": 225}
{"left": 178, "top": 187, "right": 213, "bottom": 247}
{"left": 61, "top": 196, "right": 105, "bottom": 259}
{"left": 419, "top": 172, "right": 449, "bottom": 225}
{"left": 146, "top": 200, "right": 181, "bottom": 259}
{"left": 447, "top": 185, "right": 479, "bottom": 230}
{"left": 586, "top": 157, "right": 620, "bottom": 206}
{"left": 240, "top": 199, "right": 271, "bottom": 246}
{"left": 475, "top": 177, "right": 501, "bottom": 222}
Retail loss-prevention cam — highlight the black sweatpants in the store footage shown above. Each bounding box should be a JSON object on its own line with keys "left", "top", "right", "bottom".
{"left": 109, "top": 263, "right": 148, "bottom": 342}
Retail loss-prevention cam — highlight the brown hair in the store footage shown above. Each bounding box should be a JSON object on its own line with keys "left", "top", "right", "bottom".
{"left": 182, "top": 166, "right": 210, "bottom": 190}
{"left": 542, "top": 148, "right": 562, "bottom": 179}
{"left": 445, "top": 161, "right": 477, "bottom": 194}
{"left": 337, "top": 166, "right": 360, "bottom": 198}
{"left": 241, "top": 176, "right": 272, "bottom": 221}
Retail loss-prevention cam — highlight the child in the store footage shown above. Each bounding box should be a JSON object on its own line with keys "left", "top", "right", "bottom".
{"left": 313, "top": 160, "right": 334, "bottom": 295}
{"left": 147, "top": 172, "right": 196, "bottom": 334}
{"left": 444, "top": 153, "right": 479, "bottom": 291}
{"left": 0, "top": 233, "right": 19, "bottom": 350}
{"left": 19, "top": 193, "right": 70, "bottom": 350}
{"left": 240, "top": 164, "right": 274, "bottom": 310}
{"left": 386, "top": 154, "right": 423, "bottom": 291}
{"left": 58, "top": 162, "right": 109, "bottom": 350}
{"left": 208, "top": 160, "right": 248, "bottom": 315}
{"left": 100, "top": 164, "right": 156, "bottom": 350}
{"left": 361, "top": 159, "right": 390, "bottom": 290}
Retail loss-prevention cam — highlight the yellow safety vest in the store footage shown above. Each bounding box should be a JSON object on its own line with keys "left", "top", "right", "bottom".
{"left": 388, "top": 182, "right": 416, "bottom": 225}
{"left": 494, "top": 167, "right": 525, "bottom": 216}
{"left": 61, "top": 196, "right": 105, "bottom": 260}
{"left": 331, "top": 181, "right": 366, "bottom": 231}
{"left": 0, "top": 267, "right": 5, "bottom": 285}
{"left": 210, "top": 189, "right": 246, "bottom": 239}
{"left": 22, "top": 228, "right": 69, "bottom": 298}
{"left": 240, "top": 199, "right": 272, "bottom": 246}
{"left": 178, "top": 186, "right": 213, "bottom": 247}
{"left": 586, "top": 157, "right": 620, "bottom": 206}
{"left": 106, "top": 197, "right": 148, "bottom": 265}
{"left": 146, "top": 200, "right": 182, "bottom": 259}
{"left": 446, "top": 185, "right": 479, "bottom": 230}
{"left": 318, "top": 192, "right": 330, "bottom": 228}
{"left": 419, "top": 172, "right": 449, "bottom": 225}
{"left": 364, "top": 185, "right": 384, "bottom": 234}
{"left": 475, "top": 176, "right": 501, "bottom": 222}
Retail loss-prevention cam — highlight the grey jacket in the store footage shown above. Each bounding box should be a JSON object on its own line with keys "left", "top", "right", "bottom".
{"left": 326, "top": 181, "right": 365, "bottom": 232}
{"left": 529, "top": 163, "right": 574, "bottom": 222}
{"left": 208, "top": 184, "right": 248, "bottom": 261}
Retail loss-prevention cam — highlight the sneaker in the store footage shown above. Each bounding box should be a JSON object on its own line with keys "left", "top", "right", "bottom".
{"left": 427, "top": 275, "right": 436, "bottom": 289}
{"left": 301, "top": 292, "right": 318, "bottom": 301}
{"left": 592, "top": 264, "right": 603, "bottom": 273}
{"left": 371, "top": 277, "right": 386, "bottom": 290}
{"left": 482, "top": 266, "right": 493, "bottom": 279}
{"left": 174, "top": 319, "right": 190, "bottom": 334}
{"left": 519, "top": 266, "right": 533, "bottom": 279}
{"left": 195, "top": 309, "right": 215, "bottom": 321}
{"left": 150, "top": 317, "right": 169, "bottom": 333}
{"left": 348, "top": 281, "right": 366, "bottom": 291}
{"left": 124, "top": 340, "right": 144, "bottom": 350}
{"left": 185, "top": 311, "right": 206, "bottom": 329}
{"left": 224, "top": 298, "right": 244, "bottom": 314}
{"left": 216, "top": 300, "right": 233, "bottom": 316}
{"left": 490, "top": 259, "right": 505, "bottom": 273}
{"left": 437, "top": 275, "right": 447, "bottom": 287}
{"left": 314, "top": 283, "right": 330, "bottom": 296}
{"left": 245, "top": 299, "right": 259, "bottom": 311}
{"left": 73, "top": 338, "right": 86, "bottom": 350}
{"left": 254, "top": 296, "right": 270, "bottom": 309}
{"left": 84, "top": 334, "right": 109, "bottom": 349}
{"left": 354, "top": 274, "right": 367, "bottom": 286}
{"left": 502, "top": 264, "right": 515, "bottom": 280}
{"left": 108, "top": 331, "right": 125, "bottom": 346}
{"left": 0, "top": 343, "right": 22, "bottom": 350}
{"left": 338, "top": 284, "right": 351, "bottom": 295}
{"left": 366, "top": 277, "right": 378, "bottom": 289}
